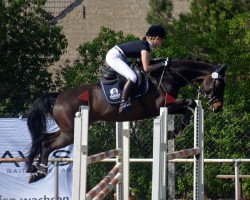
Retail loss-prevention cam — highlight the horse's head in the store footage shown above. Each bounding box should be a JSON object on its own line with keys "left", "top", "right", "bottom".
{"left": 148, "top": 58, "right": 228, "bottom": 112}
{"left": 200, "top": 65, "right": 227, "bottom": 112}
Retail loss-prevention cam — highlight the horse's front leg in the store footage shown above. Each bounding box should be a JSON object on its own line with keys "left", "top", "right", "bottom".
{"left": 167, "top": 98, "right": 197, "bottom": 138}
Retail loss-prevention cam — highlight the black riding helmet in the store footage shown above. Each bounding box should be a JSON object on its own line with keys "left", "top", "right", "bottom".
{"left": 146, "top": 24, "right": 166, "bottom": 39}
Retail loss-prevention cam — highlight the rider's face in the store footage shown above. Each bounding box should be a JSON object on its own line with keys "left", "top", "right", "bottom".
{"left": 154, "top": 37, "right": 165, "bottom": 47}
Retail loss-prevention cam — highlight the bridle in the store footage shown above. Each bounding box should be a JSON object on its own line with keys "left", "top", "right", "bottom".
{"left": 199, "top": 71, "right": 226, "bottom": 105}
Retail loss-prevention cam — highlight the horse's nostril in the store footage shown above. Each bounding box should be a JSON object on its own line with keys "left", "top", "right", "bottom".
{"left": 215, "top": 106, "right": 223, "bottom": 112}
{"left": 210, "top": 103, "right": 223, "bottom": 112}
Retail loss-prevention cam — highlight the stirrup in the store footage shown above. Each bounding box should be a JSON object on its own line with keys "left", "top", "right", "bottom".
{"left": 119, "top": 100, "right": 132, "bottom": 113}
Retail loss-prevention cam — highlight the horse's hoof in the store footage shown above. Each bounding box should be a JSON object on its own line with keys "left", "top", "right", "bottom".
{"left": 167, "top": 131, "right": 175, "bottom": 140}
{"left": 29, "top": 172, "right": 46, "bottom": 183}
{"left": 186, "top": 98, "right": 197, "bottom": 108}
{"left": 167, "top": 128, "right": 184, "bottom": 139}
{"left": 174, "top": 129, "right": 183, "bottom": 138}
{"left": 26, "top": 165, "right": 38, "bottom": 173}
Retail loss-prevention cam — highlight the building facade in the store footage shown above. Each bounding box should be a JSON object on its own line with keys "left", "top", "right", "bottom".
{"left": 44, "top": 0, "right": 190, "bottom": 71}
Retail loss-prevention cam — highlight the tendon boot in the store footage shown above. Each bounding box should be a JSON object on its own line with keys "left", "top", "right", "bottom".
{"left": 119, "top": 79, "right": 136, "bottom": 113}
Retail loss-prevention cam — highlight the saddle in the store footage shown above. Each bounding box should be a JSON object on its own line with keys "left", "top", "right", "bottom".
{"left": 99, "top": 66, "right": 149, "bottom": 104}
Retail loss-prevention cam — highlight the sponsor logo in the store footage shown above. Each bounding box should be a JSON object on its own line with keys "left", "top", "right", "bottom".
{"left": 109, "top": 88, "right": 120, "bottom": 100}
{"left": 1, "top": 150, "right": 71, "bottom": 167}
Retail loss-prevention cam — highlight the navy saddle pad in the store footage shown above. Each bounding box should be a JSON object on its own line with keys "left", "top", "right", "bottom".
{"left": 99, "top": 75, "right": 149, "bottom": 104}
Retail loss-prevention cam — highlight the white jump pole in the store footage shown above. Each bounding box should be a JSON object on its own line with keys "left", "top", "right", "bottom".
{"left": 122, "top": 121, "right": 130, "bottom": 200}
{"left": 72, "top": 106, "right": 89, "bottom": 200}
{"left": 193, "top": 100, "right": 204, "bottom": 200}
{"left": 116, "top": 122, "right": 130, "bottom": 200}
{"left": 72, "top": 107, "right": 126, "bottom": 200}
{"left": 152, "top": 107, "right": 168, "bottom": 200}
{"left": 152, "top": 100, "right": 204, "bottom": 200}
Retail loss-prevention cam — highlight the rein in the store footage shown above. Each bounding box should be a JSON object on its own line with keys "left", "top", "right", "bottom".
{"left": 166, "top": 66, "right": 201, "bottom": 93}
{"left": 150, "top": 62, "right": 200, "bottom": 96}
{"left": 159, "top": 63, "right": 226, "bottom": 105}
{"left": 157, "top": 60, "right": 168, "bottom": 91}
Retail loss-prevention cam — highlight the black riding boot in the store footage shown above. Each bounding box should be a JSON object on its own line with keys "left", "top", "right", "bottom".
{"left": 119, "top": 79, "right": 136, "bottom": 113}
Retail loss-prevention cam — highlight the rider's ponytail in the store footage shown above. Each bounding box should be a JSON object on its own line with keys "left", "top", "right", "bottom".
{"left": 140, "top": 36, "right": 147, "bottom": 41}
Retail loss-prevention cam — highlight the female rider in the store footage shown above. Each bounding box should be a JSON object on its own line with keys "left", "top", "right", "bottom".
{"left": 105, "top": 24, "right": 168, "bottom": 113}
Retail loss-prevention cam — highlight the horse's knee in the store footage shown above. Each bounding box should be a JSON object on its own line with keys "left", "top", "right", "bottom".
{"left": 168, "top": 120, "right": 186, "bottom": 139}
{"left": 182, "top": 109, "right": 193, "bottom": 126}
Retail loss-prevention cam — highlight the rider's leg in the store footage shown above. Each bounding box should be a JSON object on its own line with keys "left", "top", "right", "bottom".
{"left": 106, "top": 47, "right": 137, "bottom": 113}
{"left": 119, "top": 79, "right": 136, "bottom": 113}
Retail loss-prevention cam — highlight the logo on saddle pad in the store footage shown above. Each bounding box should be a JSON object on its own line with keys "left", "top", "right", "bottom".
{"left": 110, "top": 88, "right": 120, "bottom": 100}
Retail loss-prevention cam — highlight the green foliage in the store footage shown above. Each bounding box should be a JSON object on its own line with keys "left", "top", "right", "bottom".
{"left": 146, "top": 0, "right": 173, "bottom": 25}
{"left": 0, "top": 0, "right": 67, "bottom": 116}
{"left": 59, "top": 27, "right": 137, "bottom": 88}
{"left": 145, "top": 0, "right": 250, "bottom": 199}
{"left": 87, "top": 122, "right": 116, "bottom": 198}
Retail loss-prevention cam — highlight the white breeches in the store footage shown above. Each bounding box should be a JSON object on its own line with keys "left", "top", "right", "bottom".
{"left": 105, "top": 47, "right": 137, "bottom": 83}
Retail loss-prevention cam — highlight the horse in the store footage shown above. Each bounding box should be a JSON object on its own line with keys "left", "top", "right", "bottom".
{"left": 26, "top": 58, "right": 227, "bottom": 183}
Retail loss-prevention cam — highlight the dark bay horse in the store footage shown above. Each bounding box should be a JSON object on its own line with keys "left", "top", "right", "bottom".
{"left": 26, "top": 58, "right": 227, "bottom": 183}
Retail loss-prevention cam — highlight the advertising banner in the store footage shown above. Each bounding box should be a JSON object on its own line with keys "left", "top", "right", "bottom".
{"left": 0, "top": 118, "right": 72, "bottom": 200}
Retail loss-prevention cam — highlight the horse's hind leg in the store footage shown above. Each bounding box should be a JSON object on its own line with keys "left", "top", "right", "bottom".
{"left": 26, "top": 149, "right": 39, "bottom": 173}
{"left": 26, "top": 142, "right": 43, "bottom": 173}
{"left": 26, "top": 156, "right": 41, "bottom": 173}
{"left": 29, "top": 131, "right": 73, "bottom": 183}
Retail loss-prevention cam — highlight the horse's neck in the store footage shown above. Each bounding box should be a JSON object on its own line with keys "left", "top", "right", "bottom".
{"left": 173, "top": 61, "right": 214, "bottom": 83}
{"left": 148, "top": 59, "right": 215, "bottom": 98}
{"left": 159, "top": 60, "right": 215, "bottom": 97}
{"left": 149, "top": 73, "right": 180, "bottom": 98}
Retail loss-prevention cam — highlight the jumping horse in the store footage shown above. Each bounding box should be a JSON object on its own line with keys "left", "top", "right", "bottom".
{"left": 26, "top": 58, "right": 227, "bottom": 183}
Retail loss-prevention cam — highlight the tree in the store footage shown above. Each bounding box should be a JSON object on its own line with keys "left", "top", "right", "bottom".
{"left": 0, "top": 0, "right": 67, "bottom": 116}
{"left": 146, "top": 0, "right": 173, "bottom": 25}
{"left": 58, "top": 27, "right": 137, "bottom": 88}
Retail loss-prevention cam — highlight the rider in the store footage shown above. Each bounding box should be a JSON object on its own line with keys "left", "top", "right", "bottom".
{"left": 105, "top": 24, "right": 168, "bottom": 113}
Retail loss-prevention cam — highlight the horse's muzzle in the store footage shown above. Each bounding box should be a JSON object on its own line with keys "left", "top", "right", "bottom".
{"left": 210, "top": 101, "right": 223, "bottom": 112}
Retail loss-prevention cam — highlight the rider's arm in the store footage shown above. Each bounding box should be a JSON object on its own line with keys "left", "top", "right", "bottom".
{"left": 141, "top": 50, "right": 164, "bottom": 72}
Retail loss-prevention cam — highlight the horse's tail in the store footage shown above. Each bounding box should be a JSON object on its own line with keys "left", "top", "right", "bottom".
{"left": 26, "top": 92, "right": 58, "bottom": 167}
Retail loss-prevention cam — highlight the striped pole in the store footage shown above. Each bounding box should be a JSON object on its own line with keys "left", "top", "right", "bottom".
{"left": 167, "top": 148, "right": 200, "bottom": 160}
{"left": 0, "top": 149, "right": 121, "bottom": 164}
{"left": 87, "top": 149, "right": 122, "bottom": 165}
{"left": 86, "top": 162, "right": 122, "bottom": 200}
{"left": 92, "top": 173, "right": 123, "bottom": 200}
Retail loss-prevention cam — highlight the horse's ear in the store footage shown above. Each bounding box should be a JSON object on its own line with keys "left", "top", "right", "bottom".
{"left": 217, "top": 64, "right": 229, "bottom": 76}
